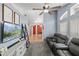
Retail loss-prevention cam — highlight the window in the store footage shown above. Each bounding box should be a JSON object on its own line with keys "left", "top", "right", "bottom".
{"left": 59, "top": 11, "right": 68, "bottom": 35}
{"left": 0, "top": 4, "right": 2, "bottom": 21}
{"left": 70, "top": 6, "right": 76, "bottom": 15}
{"left": 4, "top": 5, "right": 13, "bottom": 22}
{"left": 70, "top": 19, "right": 79, "bottom": 38}
{"left": 60, "top": 11, "right": 68, "bottom": 21}
{"left": 70, "top": 4, "right": 79, "bottom": 15}
{"left": 14, "top": 12, "right": 20, "bottom": 24}
{"left": 60, "top": 21, "right": 67, "bottom": 35}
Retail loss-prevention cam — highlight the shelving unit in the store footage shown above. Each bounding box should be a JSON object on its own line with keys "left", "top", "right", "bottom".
{"left": 0, "top": 39, "right": 27, "bottom": 56}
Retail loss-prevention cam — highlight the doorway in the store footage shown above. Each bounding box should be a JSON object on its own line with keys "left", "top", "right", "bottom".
{"left": 33, "top": 24, "right": 42, "bottom": 35}
{"left": 33, "top": 25, "right": 36, "bottom": 34}
{"left": 37, "top": 25, "right": 42, "bottom": 34}
{"left": 30, "top": 24, "right": 43, "bottom": 43}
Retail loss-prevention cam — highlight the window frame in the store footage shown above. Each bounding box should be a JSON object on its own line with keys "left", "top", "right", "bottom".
{"left": 14, "top": 12, "right": 20, "bottom": 24}
{"left": 3, "top": 4, "right": 13, "bottom": 23}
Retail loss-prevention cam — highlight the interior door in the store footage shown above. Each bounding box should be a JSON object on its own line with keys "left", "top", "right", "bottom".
{"left": 33, "top": 25, "right": 36, "bottom": 34}
{"left": 37, "top": 25, "right": 42, "bottom": 34}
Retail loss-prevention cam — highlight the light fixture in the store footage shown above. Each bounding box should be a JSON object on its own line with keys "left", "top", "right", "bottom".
{"left": 44, "top": 9, "right": 49, "bottom": 13}
{"left": 43, "top": 4, "right": 49, "bottom": 13}
{"left": 45, "top": 5, "right": 49, "bottom": 9}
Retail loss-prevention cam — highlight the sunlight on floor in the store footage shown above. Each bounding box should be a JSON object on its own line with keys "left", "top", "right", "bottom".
{"left": 29, "top": 34, "right": 43, "bottom": 43}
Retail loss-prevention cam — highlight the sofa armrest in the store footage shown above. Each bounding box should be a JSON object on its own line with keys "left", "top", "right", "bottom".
{"left": 53, "top": 43, "right": 68, "bottom": 50}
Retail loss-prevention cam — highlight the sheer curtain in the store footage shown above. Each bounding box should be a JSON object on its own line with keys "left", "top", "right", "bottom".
{"left": 70, "top": 19, "right": 79, "bottom": 38}
{"left": 60, "top": 21, "right": 67, "bottom": 35}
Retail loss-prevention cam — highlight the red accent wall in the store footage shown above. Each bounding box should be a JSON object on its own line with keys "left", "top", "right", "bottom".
{"left": 37, "top": 25, "right": 42, "bottom": 34}
{"left": 33, "top": 25, "right": 36, "bottom": 34}
{"left": 33, "top": 24, "right": 42, "bottom": 34}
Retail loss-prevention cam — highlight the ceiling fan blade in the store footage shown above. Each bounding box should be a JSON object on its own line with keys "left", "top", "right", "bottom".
{"left": 50, "top": 6, "right": 61, "bottom": 9}
{"left": 33, "top": 8, "right": 43, "bottom": 10}
{"left": 39, "top": 11, "right": 44, "bottom": 15}
{"left": 48, "top": 10, "right": 57, "bottom": 15}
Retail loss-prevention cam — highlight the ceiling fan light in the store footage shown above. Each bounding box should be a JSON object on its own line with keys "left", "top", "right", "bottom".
{"left": 44, "top": 10, "right": 49, "bottom": 13}
{"left": 45, "top": 5, "right": 49, "bottom": 8}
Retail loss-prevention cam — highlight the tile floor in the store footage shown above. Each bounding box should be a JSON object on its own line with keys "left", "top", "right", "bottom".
{"left": 24, "top": 34, "right": 54, "bottom": 56}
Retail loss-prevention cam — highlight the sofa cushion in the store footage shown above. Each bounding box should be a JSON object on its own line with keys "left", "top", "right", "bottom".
{"left": 62, "top": 50, "right": 72, "bottom": 56}
{"left": 69, "top": 39, "right": 79, "bottom": 56}
{"left": 57, "top": 50, "right": 66, "bottom": 56}
{"left": 56, "top": 38, "right": 65, "bottom": 44}
{"left": 71, "top": 38, "right": 79, "bottom": 45}
{"left": 57, "top": 50, "right": 72, "bottom": 56}
{"left": 53, "top": 33, "right": 69, "bottom": 44}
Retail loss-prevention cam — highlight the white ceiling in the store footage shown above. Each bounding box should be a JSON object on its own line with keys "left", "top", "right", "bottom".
{"left": 12, "top": 3, "right": 67, "bottom": 15}
{"left": 14, "top": 3, "right": 66, "bottom": 10}
{"left": 11, "top": 3, "right": 67, "bottom": 24}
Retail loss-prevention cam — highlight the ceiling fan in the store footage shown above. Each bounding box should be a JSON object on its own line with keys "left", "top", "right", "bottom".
{"left": 32, "top": 3, "right": 61, "bottom": 15}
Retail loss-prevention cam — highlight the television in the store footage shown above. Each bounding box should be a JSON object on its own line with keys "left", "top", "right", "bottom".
{"left": 3, "top": 22, "right": 21, "bottom": 43}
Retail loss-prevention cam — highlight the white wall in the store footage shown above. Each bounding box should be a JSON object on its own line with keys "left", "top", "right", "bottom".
{"left": 20, "top": 15, "right": 28, "bottom": 24}
{"left": 43, "top": 12, "right": 57, "bottom": 38}
{"left": 20, "top": 15, "right": 31, "bottom": 35}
